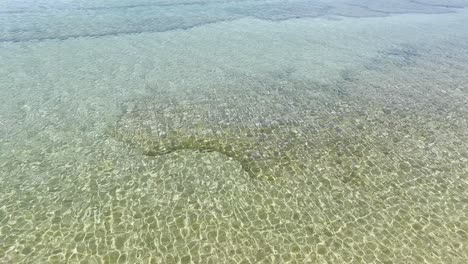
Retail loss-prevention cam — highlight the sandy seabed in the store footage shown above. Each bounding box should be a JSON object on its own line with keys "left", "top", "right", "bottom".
{"left": 1, "top": 1, "right": 468, "bottom": 263}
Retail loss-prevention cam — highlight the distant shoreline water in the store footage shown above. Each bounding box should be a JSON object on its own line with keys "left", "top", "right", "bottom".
{"left": 1, "top": 0, "right": 466, "bottom": 43}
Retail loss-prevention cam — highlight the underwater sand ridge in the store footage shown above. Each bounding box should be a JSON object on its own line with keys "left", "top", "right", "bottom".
{"left": 111, "top": 43, "right": 468, "bottom": 191}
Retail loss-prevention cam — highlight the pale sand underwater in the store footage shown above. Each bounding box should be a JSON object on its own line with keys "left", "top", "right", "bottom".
{"left": 0, "top": 0, "right": 468, "bottom": 263}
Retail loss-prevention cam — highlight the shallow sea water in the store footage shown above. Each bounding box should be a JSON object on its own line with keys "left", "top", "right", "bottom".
{"left": 1, "top": 0, "right": 468, "bottom": 263}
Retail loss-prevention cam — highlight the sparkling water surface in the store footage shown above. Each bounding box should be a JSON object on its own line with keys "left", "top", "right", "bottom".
{"left": 1, "top": 0, "right": 468, "bottom": 263}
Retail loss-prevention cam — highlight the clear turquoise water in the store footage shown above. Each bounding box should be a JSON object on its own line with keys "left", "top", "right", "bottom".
{"left": 1, "top": 1, "right": 468, "bottom": 263}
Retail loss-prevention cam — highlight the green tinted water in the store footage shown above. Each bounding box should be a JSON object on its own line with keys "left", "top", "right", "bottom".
{"left": 1, "top": 1, "right": 468, "bottom": 263}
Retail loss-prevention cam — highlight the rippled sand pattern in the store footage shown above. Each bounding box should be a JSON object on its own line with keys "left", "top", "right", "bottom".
{"left": 110, "top": 46, "right": 468, "bottom": 263}
{"left": 1, "top": 1, "right": 468, "bottom": 263}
